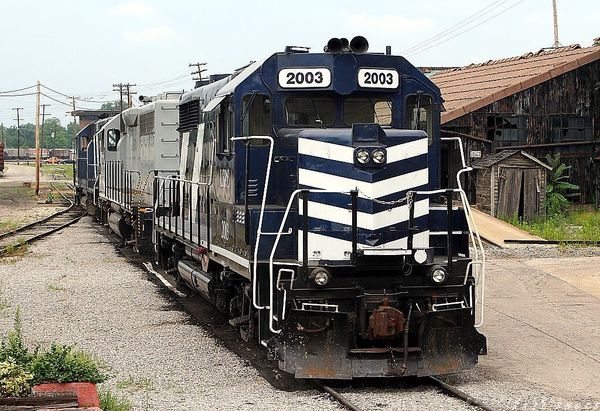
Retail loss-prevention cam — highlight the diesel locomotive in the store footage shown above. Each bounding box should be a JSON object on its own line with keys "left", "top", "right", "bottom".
{"left": 75, "top": 36, "right": 487, "bottom": 379}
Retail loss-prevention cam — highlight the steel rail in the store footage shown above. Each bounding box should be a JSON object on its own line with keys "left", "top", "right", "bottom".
{"left": 0, "top": 183, "right": 85, "bottom": 256}
{"left": 0, "top": 182, "right": 73, "bottom": 240}
{"left": 427, "top": 376, "right": 499, "bottom": 411}
{"left": 315, "top": 381, "right": 364, "bottom": 411}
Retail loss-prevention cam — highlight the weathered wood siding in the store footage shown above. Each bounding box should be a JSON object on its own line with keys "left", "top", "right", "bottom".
{"left": 443, "top": 59, "right": 600, "bottom": 203}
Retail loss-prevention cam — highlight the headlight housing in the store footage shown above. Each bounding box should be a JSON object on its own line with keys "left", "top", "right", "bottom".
{"left": 371, "top": 149, "right": 386, "bottom": 164}
{"left": 311, "top": 267, "right": 331, "bottom": 286}
{"left": 428, "top": 265, "right": 448, "bottom": 284}
{"left": 355, "top": 149, "right": 370, "bottom": 164}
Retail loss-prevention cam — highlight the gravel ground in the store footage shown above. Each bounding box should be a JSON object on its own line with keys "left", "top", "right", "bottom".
{"left": 1, "top": 217, "right": 597, "bottom": 410}
{"left": 484, "top": 242, "right": 600, "bottom": 260}
{"left": 0, "top": 218, "right": 338, "bottom": 410}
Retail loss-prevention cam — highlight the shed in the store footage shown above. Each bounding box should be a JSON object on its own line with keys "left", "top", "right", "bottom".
{"left": 471, "top": 150, "right": 551, "bottom": 220}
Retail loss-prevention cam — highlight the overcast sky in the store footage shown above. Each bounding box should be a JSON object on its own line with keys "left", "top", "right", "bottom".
{"left": 0, "top": 0, "right": 598, "bottom": 127}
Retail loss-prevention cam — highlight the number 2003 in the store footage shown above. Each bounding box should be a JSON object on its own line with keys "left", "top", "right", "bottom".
{"left": 358, "top": 69, "right": 399, "bottom": 89}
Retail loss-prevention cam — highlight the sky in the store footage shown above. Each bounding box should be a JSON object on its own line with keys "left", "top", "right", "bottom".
{"left": 0, "top": 0, "right": 598, "bottom": 127}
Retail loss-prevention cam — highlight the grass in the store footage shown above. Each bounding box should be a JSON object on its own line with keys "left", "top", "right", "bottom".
{"left": 0, "top": 219, "right": 22, "bottom": 235}
{"left": 116, "top": 376, "right": 154, "bottom": 391}
{"left": 40, "top": 164, "right": 74, "bottom": 181}
{"left": 98, "top": 388, "right": 132, "bottom": 411}
{"left": 501, "top": 210, "right": 600, "bottom": 242}
{"left": 1, "top": 239, "right": 29, "bottom": 258}
{"left": 46, "top": 283, "right": 66, "bottom": 292}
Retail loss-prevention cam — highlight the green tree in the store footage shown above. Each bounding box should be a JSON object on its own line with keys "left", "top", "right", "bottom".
{"left": 545, "top": 153, "right": 580, "bottom": 215}
{"left": 100, "top": 101, "right": 126, "bottom": 111}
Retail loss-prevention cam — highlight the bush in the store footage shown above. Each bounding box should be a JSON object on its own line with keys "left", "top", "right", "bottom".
{"left": 30, "top": 344, "right": 107, "bottom": 384}
{"left": 0, "top": 361, "right": 33, "bottom": 397}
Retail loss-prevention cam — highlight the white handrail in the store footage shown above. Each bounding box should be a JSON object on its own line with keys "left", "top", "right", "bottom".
{"left": 441, "top": 137, "right": 486, "bottom": 327}
{"left": 231, "top": 136, "right": 274, "bottom": 310}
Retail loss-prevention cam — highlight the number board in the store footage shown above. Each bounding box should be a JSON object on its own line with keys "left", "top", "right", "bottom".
{"left": 278, "top": 68, "right": 331, "bottom": 88}
{"left": 358, "top": 68, "right": 399, "bottom": 89}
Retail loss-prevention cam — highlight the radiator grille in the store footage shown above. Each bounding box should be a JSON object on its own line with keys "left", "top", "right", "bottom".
{"left": 178, "top": 100, "right": 200, "bottom": 132}
{"left": 140, "top": 111, "right": 155, "bottom": 135}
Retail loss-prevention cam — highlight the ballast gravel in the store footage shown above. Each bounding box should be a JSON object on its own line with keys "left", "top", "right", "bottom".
{"left": 0, "top": 218, "right": 336, "bottom": 410}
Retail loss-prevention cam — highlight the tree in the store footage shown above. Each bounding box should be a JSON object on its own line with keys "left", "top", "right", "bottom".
{"left": 100, "top": 101, "right": 126, "bottom": 111}
{"left": 594, "top": 37, "right": 600, "bottom": 46}
{"left": 545, "top": 153, "right": 580, "bottom": 215}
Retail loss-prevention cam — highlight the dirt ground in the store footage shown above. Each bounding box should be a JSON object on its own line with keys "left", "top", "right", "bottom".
{"left": 0, "top": 163, "right": 69, "bottom": 232}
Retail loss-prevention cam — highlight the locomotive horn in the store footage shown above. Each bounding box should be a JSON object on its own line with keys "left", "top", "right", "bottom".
{"left": 324, "top": 37, "right": 344, "bottom": 53}
{"left": 340, "top": 37, "right": 349, "bottom": 50}
{"left": 350, "top": 36, "right": 369, "bottom": 54}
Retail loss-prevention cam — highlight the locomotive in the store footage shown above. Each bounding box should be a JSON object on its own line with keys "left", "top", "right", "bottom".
{"left": 76, "top": 36, "right": 487, "bottom": 379}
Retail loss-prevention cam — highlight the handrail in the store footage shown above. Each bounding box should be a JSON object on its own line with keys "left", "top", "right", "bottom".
{"left": 441, "top": 136, "right": 486, "bottom": 327}
{"left": 231, "top": 136, "right": 274, "bottom": 310}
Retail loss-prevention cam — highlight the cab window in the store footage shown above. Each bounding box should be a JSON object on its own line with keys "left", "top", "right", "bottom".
{"left": 215, "top": 99, "right": 233, "bottom": 154}
{"left": 107, "top": 129, "right": 120, "bottom": 151}
{"left": 344, "top": 98, "right": 392, "bottom": 126}
{"left": 405, "top": 94, "right": 433, "bottom": 144}
{"left": 285, "top": 97, "right": 334, "bottom": 127}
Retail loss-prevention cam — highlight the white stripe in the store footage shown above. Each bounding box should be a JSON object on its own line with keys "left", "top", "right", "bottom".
{"left": 300, "top": 199, "right": 429, "bottom": 231}
{"left": 298, "top": 168, "right": 428, "bottom": 198}
{"left": 209, "top": 244, "right": 250, "bottom": 269}
{"left": 298, "top": 137, "right": 427, "bottom": 165}
{"left": 143, "top": 262, "right": 187, "bottom": 298}
{"left": 298, "top": 231, "right": 430, "bottom": 261}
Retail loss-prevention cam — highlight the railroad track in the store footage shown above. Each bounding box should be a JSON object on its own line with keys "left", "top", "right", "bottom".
{"left": 316, "top": 377, "right": 498, "bottom": 411}
{"left": 0, "top": 183, "right": 85, "bottom": 257}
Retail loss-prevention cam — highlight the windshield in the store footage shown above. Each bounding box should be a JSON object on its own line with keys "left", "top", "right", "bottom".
{"left": 344, "top": 98, "right": 392, "bottom": 126}
{"left": 285, "top": 97, "right": 334, "bottom": 127}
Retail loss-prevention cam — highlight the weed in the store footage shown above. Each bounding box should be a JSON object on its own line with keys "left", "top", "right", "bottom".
{"left": 46, "top": 283, "right": 66, "bottom": 292}
{"left": 30, "top": 344, "right": 108, "bottom": 384}
{"left": 98, "top": 388, "right": 132, "bottom": 411}
{"left": 116, "top": 376, "right": 154, "bottom": 391}
{"left": 0, "top": 220, "right": 21, "bottom": 235}
{"left": 501, "top": 211, "right": 600, "bottom": 242}
{"left": 1, "top": 239, "right": 28, "bottom": 259}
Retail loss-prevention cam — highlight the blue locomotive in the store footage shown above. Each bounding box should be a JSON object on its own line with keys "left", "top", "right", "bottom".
{"left": 76, "top": 36, "right": 487, "bottom": 379}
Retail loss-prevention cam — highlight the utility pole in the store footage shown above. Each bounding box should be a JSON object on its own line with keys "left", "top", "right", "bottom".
{"left": 552, "top": 0, "right": 561, "bottom": 48}
{"left": 113, "top": 83, "right": 136, "bottom": 110}
{"left": 52, "top": 125, "right": 57, "bottom": 157}
{"left": 189, "top": 62, "right": 207, "bottom": 81}
{"left": 35, "top": 80, "right": 41, "bottom": 196}
{"left": 40, "top": 103, "right": 50, "bottom": 160}
{"left": 12, "top": 107, "right": 23, "bottom": 164}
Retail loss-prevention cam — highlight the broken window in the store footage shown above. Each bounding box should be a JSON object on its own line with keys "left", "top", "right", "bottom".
{"left": 405, "top": 94, "right": 433, "bottom": 144}
{"left": 486, "top": 116, "right": 527, "bottom": 143}
{"left": 549, "top": 116, "right": 593, "bottom": 141}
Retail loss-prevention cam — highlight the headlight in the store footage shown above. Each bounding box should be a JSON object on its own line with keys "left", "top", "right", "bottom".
{"left": 311, "top": 268, "right": 331, "bottom": 286}
{"left": 372, "top": 149, "right": 386, "bottom": 164}
{"left": 355, "top": 149, "right": 370, "bottom": 164}
{"left": 429, "top": 265, "right": 448, "bottom": 284}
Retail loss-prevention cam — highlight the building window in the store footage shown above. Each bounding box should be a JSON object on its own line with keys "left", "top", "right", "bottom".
{"left": 405, "top": 94, "right": 433, "bottom": 144}
{"left": 486, "top": 116, "right": 527, "bottom": 143}
{"left": 549, "top": 116, "right": 593, "bottom": 141}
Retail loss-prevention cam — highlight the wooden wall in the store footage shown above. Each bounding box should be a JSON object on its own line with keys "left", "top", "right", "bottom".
{"left": 443, "top": 59, "right": 600, "bottom": 204}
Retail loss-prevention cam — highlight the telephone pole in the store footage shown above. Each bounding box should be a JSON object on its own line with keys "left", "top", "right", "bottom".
{"left": 40, "top": 104, "right": 50, "bottom": 159}
{"left": 35, "top": 80, "right": 41, "bottom": 196}
{"left": 113, "top": 83, "right": 136, "bottom": 110}
{"left": 12, "top": 107, "right": 23, "bottom": 164}
{"left": 189, "top": 62, "right": 207, "bottom": 81}
{"left": 552, "top": 0, "right": 561, "bottom": 48}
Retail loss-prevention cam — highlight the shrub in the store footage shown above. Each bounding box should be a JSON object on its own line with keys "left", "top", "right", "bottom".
{"left": 30, "top": 344, "right": 107, "bottom": 384}
{"left": 0, "top": 361, "right": 33, "bottom": 397}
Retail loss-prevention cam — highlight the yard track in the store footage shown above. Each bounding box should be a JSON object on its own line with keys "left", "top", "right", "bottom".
{"left": 0, "top": 182, "right": 85, "bottom": 257}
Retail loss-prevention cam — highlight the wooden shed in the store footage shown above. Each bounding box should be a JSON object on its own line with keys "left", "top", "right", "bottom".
{"left": 472, "top": 150, "right": 551, "bottom": 220}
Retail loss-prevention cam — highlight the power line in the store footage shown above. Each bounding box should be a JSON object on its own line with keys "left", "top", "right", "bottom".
{"left": 0, "top": 85, "right": 36, "bottom": 94}
{"left": 405, "top": 0, "right": 528, "bottom": 57}
{"left": 0, "top": 92, "right": 37, "bottom": 97}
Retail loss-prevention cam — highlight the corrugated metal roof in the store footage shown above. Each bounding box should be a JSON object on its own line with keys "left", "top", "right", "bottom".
{"left": 430, "top": 44, "right": 600, "bottom": 123}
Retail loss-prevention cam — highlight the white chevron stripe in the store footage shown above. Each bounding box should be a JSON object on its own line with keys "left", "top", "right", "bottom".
{"left": 300, "top": 199, "right": 429, "bottom": 231}
{"left": 298, "top": 137, "right": 427, "bottom": 165}
{"left": 298, "top": 167, "right": 428, "bottom": 198}
{"left": 298, "top": 230, "right": 430, "bottom": 261}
